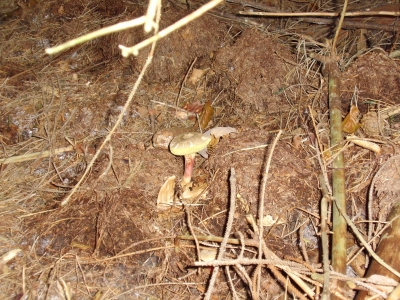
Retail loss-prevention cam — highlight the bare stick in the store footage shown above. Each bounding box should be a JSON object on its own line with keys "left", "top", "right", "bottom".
{"left": 184, "top": 205, "right": 201, "bottom": 261}
{"left": 204, "top": 168, "right": 237, "bottom": 300}
{"left": 119, "top": 0, "right": 224, "bottom": 57}
{"left": 238, "top": 11, "right": 400, "bottom": 17}
{"left": 0, "top": 145, "right": 74, "bottom": 165}
{"left": 332, "top": 0, "right": 348, "bottom": 52}
{"left": 45, "top": 16, "right": 147, "bottom": 55}
{"left": 256, "top": 130, "right": 282, "bottom": 295}
{"left": 333, "top": 197, "right": 400, "bottom": 279}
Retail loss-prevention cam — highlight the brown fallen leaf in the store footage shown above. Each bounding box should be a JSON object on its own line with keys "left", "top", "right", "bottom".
{"left": 342, "top": 105, "right": 361, "bottom": 134}
{"left": 198, "top": 100, "right": 214, "bottom": 131}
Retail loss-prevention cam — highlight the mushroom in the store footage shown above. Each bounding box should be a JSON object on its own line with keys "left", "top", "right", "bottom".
{"left": 169, "top": 132, "right": 211, "bottom": 185}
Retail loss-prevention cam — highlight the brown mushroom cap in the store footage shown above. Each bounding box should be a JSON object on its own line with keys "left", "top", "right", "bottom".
{"left": 170, "top": 132, "right": 211, "bottom": 156}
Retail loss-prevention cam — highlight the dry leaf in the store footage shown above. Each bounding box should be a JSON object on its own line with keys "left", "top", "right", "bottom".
{"left": 261, "top": 215, "right": 285, "bottom": 226}
{"left": 188, "top": 68, "right": 207, "bottom": 85}
{"left": 203, "top": 126, "right": 237, "bottom": 138}
{"left": 0, "top": 249, "right": 21, "bottom": 264}
{"left": 342, "top": 105, "right": 360, "bottom": 134}
{"left": 182, "top": 101, "right": 203, "bottom": 114}
{"left": 181, "top": 182, "right": 207, "bottom": 201}
{"left": 347, "top": 135, "right": 381, "bottom": 154}
{"left": 198, "top": 100, "right": 214, "bottom": 131}
{"left": 157, "top": 176, "right": 176, "bottom": 210}
{"left": 199, "top": 249, "right": 217, "bottom": 261}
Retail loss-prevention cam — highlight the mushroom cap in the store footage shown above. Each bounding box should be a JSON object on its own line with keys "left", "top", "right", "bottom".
{"left": 170, "top": 132, "right": 211, "bottom": 156}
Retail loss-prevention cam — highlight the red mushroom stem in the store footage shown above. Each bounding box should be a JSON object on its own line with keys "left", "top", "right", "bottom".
{"left": 183, "top": 153, "right": 196, "bottom": 184}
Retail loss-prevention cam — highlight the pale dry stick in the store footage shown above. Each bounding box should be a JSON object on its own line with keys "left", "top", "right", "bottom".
{"left": 184, "top": 205, "right": 201, "bottom": 262}
{"left": 59, "top": 278, "right": 71, "bottom": 300}
{"left": 45, "top": 16, "right": 147, "bottom": 55}
{"left": 368, "top": 155, "right": 400, "bottom": 246}
{"left": 150, "top": 99, "right": 196, "bottom": 115}
{"left": 256, "top": 130, "right": 282, "bottom": 296}
{"left": 248, "top": 214, "right": 315, "bottom": 297}
{"left": 0, "top": 145, "right": 74, "bottom": 165}
{"left": 268, "top": 266, "right": 308, "bottom": 300}
{"left": 204, "top": 168, "right": 237, "bottom": 300}
{"left": 238, "top": 11, "right": 400, "bottom": 17}
{"left": 144, "top": 0, "right": 160, "bottom": 32}
{"left": 221, "top": 144, "right": 269, "bottom": 157}
{"left": 332, "top": 0, "right": 348, "bottom": 52}
{"left": 333, "top": 198, "right": 400, "bottom": 279}
{"left": 195, "top": 258, "right": 304, "bottom": 268}
{"left": 119, "top": 0, "right": 224, "bottom": 57}
{"left": 225, "top": 266, "right": 239, "bottom": 300}
{"left": 346, "top": 220, "right": 390, "bottom": 266}
{"left": 61, "top": 7, "right": 161, "bottom": 206}
{"left": 353, "top": 281, "right": 387, "bottom": 298}
{"left": 233, "top": 264, "right": 255, "bottom": 296}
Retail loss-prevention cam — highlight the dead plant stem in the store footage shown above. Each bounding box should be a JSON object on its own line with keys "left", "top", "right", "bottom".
{"left": 256, "top": 130, "right": 282, "bottom": 296}
{"left": 333, "top": 197, "right": 400, "bottom": 278}
{"left": 204, "top": 168, "right": 237, "bottom": 300}
{"left": 238, "top": 11, "right": 400, "bottom": 17}
{"left": 332, "top": 0, "right": 348, "bottom": 53}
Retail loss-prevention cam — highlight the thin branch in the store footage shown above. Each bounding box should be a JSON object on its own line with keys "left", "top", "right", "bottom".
{"left": 333, "top": 197, "right": 400, "bottom": 279}
{"left": 204, "top": 168, "right": 237, "bottom": 300}
{"left": 256, "top": 130, "right": 282, "bottom": 296}
{"left": 238, "top": 11, "right": 400, "bottom": 17}
{"left": 119, "top": 0, "right": 224, "bottom": 57}
{"left": 45, "top": 16, "right": 147, "bottom": 54}
{"left": 332, "top": 0, "right": 348, "bottom": 52}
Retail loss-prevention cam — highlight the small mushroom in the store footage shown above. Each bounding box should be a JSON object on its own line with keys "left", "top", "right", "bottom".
{"left": 169, "top": 132, "right": 211, "bottom": 185}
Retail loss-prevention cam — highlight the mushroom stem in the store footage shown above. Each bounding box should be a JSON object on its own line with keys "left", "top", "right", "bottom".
{"left": 182, "top": 153, "right": 196, "bottom": 184}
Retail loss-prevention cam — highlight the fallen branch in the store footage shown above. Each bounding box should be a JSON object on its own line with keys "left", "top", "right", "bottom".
{"left": 0, "top": 145, "right": 74, "bottom": 165}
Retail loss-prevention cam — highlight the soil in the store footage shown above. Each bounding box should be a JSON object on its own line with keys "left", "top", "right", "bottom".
{"left": 0, "top": 0, "right": 399, "bottom": 299}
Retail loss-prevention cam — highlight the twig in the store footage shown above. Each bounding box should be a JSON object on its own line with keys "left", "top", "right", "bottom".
{"left": 225, "top": 266, "right": 239, "bottom": 300}
{"left": 256, "top": 130, "right": 282, "bottom": 296}
{"left": 45, "top": 16, "right": 147, "bottom": 54}
{"left": 238, "top": 11, "right": 400, "bottom": 17}
{"left": 333, "top": 197, "right": 400, "bottom": 279}
{"left": 119, "top": 0, "right": 224, "bottom": 57}
{"left": 184, "top": 205, "right": 201, "bottom": 261}
{"left": 0, "top": 145, "right": 74, "bottom": 164}
{"left": 332, "top": 0, "right": 348, "bottom": 52}
{"left": 204, "top": 168, "right": 237, "bottom": 300}
{"left": 195, "top": 258, "right": 305, "bottom": 268}
{"left": 269, "top": 266, "right": 308, "bottom": 300}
